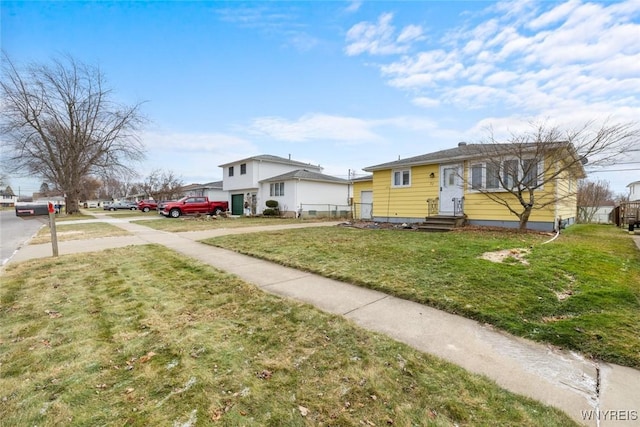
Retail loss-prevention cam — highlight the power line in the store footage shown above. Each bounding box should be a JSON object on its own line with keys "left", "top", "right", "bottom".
{"left": 586, "top": 168, "right": 640, "bottom": 172}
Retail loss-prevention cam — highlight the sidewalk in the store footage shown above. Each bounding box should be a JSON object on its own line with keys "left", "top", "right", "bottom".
{"left": 6, "top": 218, "right": 640, "bottom": 426}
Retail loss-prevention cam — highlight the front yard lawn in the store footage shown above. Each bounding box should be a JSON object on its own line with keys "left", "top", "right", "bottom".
{"left": 204, "top": 224, "right": 640, "bottom": 368}
{"left": 30, "top": 222, "right": 131, "bottom": 244}
{"left": 0, "top": 246, "right": 575, "bottom": 426}
{"left": 134, "top": 216, "right": 324, "bottom": 232}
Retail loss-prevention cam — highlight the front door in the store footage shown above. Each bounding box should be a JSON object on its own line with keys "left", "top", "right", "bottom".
{"left": 231, "top": 194, "right": 244, "bottom": 215}
{"left": 439, "top": 164, "right": 463, "bottom": 215}
{"left": 360, "top": 191, "right": 373, "bottom": 219}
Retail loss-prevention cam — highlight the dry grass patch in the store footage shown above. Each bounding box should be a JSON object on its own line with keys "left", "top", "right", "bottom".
{"left": 30, "top": 222, "right": 131, "bottom": 244}
{"left": 134, "top": 216, "right": 324, "bottom": 232}
{"left": 0, "top": 246, "right": 575, "bottom": 426}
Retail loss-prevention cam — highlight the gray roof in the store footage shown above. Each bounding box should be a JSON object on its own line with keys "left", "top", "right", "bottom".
{"left": 260, "top": 169, "right": 348, "bottom": 184}
{"left": 364, "top": 142, "right": 575, "bottom": 171}
{"left": 351, "top": 175, "right": 373, "bottom": 182}
{"left": 219, "top": 154, "right": 321, "bottom": 170}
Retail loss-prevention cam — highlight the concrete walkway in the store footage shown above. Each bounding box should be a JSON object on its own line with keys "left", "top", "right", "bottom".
{"left": 5, "top": 217, "right": 640, "bottom": 426}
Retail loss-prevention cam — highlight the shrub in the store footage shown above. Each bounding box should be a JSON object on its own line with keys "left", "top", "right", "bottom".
{"left": 266, "top": 200, "right": 279, "bottom": 208}
{"left": 263, "top": 208, "right": 278, "bottom": 216}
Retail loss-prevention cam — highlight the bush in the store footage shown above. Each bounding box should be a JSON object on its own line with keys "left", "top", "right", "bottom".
{"left": 263, "top": 208, "right": 278, "bottom": 216}
{"left": 265, "top": 200, "right": 279, "bottom": 208}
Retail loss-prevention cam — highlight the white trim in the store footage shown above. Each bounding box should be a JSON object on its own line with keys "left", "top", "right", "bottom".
{"left": 391, "top": 169, "right": 411, "bottom": 188}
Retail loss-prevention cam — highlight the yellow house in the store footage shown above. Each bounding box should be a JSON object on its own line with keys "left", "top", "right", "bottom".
{"left": 351, "top": 175, "right": 373, "bottom": 220}
{"left": 363, "top": 142, "right": 585, "bottom": 231}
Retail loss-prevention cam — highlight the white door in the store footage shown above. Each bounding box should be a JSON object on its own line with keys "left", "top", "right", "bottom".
{"left": 439, "top": 164, "right": 464, "bottom": 215}
{"left": 360, "top": 191, "right": 373, "bottom": 219}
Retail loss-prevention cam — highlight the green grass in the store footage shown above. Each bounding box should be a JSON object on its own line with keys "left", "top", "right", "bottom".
{"left": 0, "top": 246, "right": 575, "bottom": 426}
{"left": 30, "top": 222, "right": 132, "bottom": 244}
{"left": 134, "top": 216, "right": 328, "bottom": 233}
{"left": 204, "top": 224, "right": 640, "bottom": 368}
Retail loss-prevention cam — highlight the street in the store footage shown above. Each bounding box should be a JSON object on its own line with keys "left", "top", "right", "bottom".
{"left": 0, "top": 210, "right": 47, "bottom": 266}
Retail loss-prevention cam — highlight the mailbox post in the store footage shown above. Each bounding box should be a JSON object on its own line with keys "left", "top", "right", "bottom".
{"left": 15, "top": 201, "right": 59, "bottom": 257}
{"left": 48, "top": 202, "right": 59, "bottom": 257}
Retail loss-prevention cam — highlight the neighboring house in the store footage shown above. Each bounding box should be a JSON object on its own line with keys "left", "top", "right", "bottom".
{"left": 578, "top": 206, "right": 615, "bottom": 223}
{"left": 627, "top": 181, "right": 640, "bottom": 201}
{"left": 351, "top": 175, "right": 373, "bottom": 220}
{"left": 219, "top": 155, "right": 325, "bottom": 215}
{"left": 182, "top": 181, "right": 227, "bottom": 201}
{"left": 363, "top": 142, "right": 584, "bottom": 231}
{"left": 259, "top": 169, "right": 350, "bottom": 217}
{"left": 1, "top": 186, "right": 19, "bottom": 207}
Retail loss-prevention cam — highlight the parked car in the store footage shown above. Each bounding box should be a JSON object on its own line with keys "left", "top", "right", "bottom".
{"left": 137, "top": 200, "right": 158, "bottom": 212}
{"left": 160, "top": 197, "right": 228, "bottom": 218}
{"left": 104, "top": 201, "right": 138, "bottom": 211}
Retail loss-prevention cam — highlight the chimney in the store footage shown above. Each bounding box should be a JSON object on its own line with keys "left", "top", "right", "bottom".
{"left": 458, "top": 141, "right": 467, "bottom": 147}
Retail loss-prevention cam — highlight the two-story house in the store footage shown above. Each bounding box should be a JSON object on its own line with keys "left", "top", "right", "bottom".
{"left": 219, "top": 155, "right": 349, "bottom": 217}
{"left": 220, "top": 155, "right": 323, "bottom": 215}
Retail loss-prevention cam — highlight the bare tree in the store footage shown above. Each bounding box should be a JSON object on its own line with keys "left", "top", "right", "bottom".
{"left": 469, "top": 120, "right": 639, "bottom": 231}
{"left": 139, "top": 169, "right": 184, "bottom": 201}
{"left": 577, "top": 179, "right": 615, "bottom": 223}
{"left": 0, "top": 53, "right": 146, "bottom": 214}
{"left": 39, "top": 182, "right": 51, "bottom": 196}
{"left": 79, "top": 177, "right": 102, "bottom": 201}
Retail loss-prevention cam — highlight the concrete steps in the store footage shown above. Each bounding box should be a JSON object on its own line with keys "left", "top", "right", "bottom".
{"left": 417, "top": 215, "right": 466, "bottom": 232}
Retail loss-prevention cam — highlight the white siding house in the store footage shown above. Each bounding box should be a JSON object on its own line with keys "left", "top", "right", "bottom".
{"left": 628, "top": 181, "right": 640, "bottom": 201}
{"left": 259, "top": 169, "right": 350, "bottom": 217}
{"left": 1, "top": 186, "right": 18, "bottom": 207}
{"left": 182, "top": 181, "right": 227, "bottom": 201}
{"left": 219, "top": 155, "right": 324, "bottom": 215}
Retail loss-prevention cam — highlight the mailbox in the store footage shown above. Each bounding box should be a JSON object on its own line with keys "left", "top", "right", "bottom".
{"left": 15, "top": 202, "right": 51, "bottom": 217}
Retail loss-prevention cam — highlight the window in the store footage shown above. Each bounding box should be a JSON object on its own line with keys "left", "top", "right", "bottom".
{"left": 240, "top": 163, "right": 247, "bottom": 175}
{"left": 522, "top": 159, "right": 538, "bottom": 187}
{"left": 503, "top": 159, "right": 519, "bottom": 189}
{"left": 486, "top": 163, "right": 500, "bottom": 189}
{"left": 471, "top": 164, "right": 483, "bottom": 189}
{"left": 228, "top": 166, "right": 234, "bottom": 177}
{"left": 270, "top": 182, "right": 285, "bottom": 196}
{"left": 469, "top": 159, "right": 542, "bottom": 191}
{"left": 392, "top": 169, "right": 411, "bottom": 187}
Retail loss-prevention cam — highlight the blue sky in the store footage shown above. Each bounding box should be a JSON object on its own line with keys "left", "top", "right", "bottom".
{"left": 2, "top": 0, "right": 639, "bottom": 197}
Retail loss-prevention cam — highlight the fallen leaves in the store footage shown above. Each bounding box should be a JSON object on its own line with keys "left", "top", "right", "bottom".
{"left": 44, "top": 309, "right": 62, "bottom": 318}
{"left": 256, "top": 369, "right": 272, "bottom": 380}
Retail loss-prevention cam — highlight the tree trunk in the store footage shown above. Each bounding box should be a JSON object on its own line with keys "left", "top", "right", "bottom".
{"left": 519, "top": 207, "right": 533, "bottom": 231}
{"left": 65, "top": 187, "right": 81, "bottom": 215}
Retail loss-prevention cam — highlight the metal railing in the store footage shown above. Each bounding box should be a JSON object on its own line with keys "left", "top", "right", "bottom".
{"left": 426, "top": 198, "right": 439, "bottom": 216}
{"left": 453, "top": 197, "right": 465, "bottom": 217}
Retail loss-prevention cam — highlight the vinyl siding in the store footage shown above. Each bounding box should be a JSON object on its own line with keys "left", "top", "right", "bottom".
{"left": 371, "top": 165, "right": 439, "bottom": 220}
{"left": 352, "top": 180, "right": 373, "bottom": 204}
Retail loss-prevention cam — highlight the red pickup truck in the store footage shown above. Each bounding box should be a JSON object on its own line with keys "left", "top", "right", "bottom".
{"left": 160, "top": 196, "right": 229, "bottom": 218}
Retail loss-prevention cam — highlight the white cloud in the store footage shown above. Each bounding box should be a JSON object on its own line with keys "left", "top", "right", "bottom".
{"left": 412, "top": 96, "right": 440, "bottom": 108}
{"left": 143, "top": 131, "right": 255, "bottom": 153}
{"left": 249, "top": 113, "right": 382, "bottom": 143}
{"left": 345, "top": 13, "right": 424, "bottom": 56}
{"left": 344, "top": 1, "right": 362, "bottom": 13}
{"left": 350, "top": 0, "right": 640, "bottom": 136}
